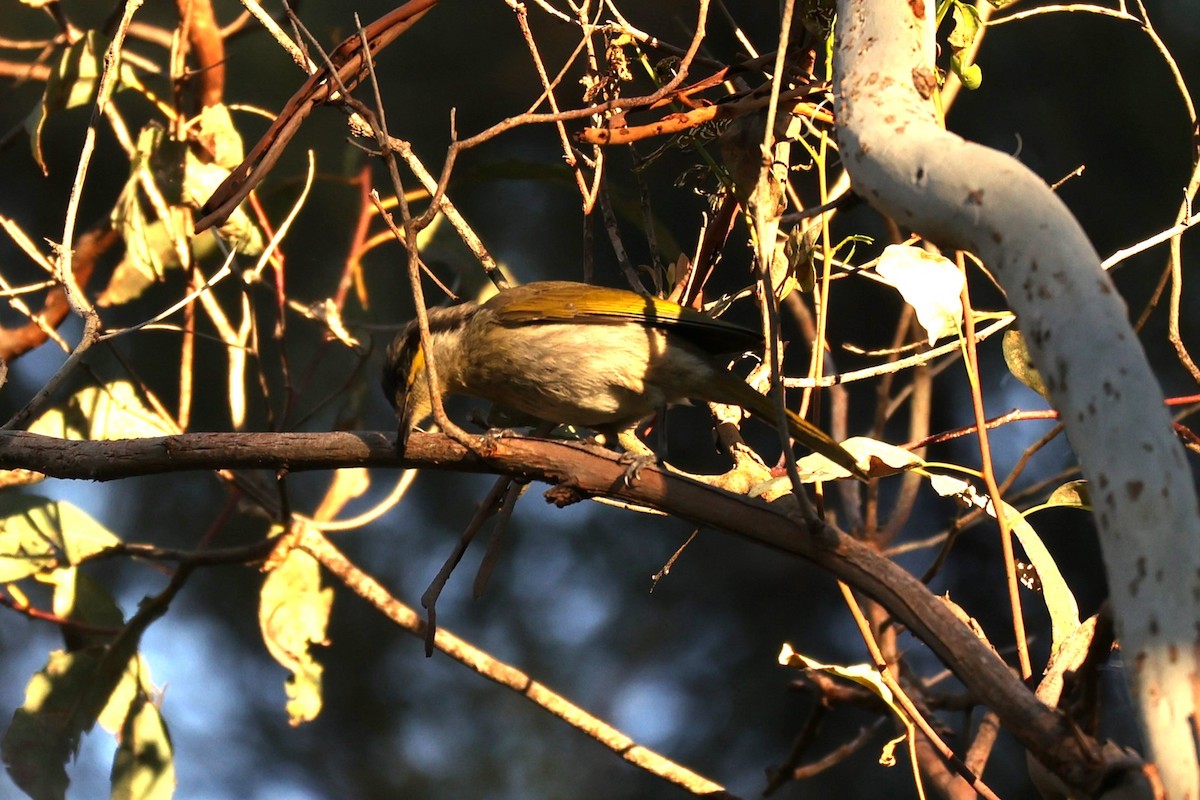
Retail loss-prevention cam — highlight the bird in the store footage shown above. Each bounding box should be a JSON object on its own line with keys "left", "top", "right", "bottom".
{"left": 382, "top": 280, "right": 863, "bottom": 478}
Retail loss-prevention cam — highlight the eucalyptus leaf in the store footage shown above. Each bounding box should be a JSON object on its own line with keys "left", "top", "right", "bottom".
{"left": 1002, "top": 329, "right": 1049, "bottom": 399}
{"left": 0, "top": 496, "right": 120, "bottom": 583}
{"left": 259, "top": 536, "right": 332, "bottom": 726}
{"left": 25, "top": 32, "right": 135, "bottom": 174}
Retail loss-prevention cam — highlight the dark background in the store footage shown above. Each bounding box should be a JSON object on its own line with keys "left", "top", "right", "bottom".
{"left": 1, "top": 1, "right": 1197, "bottom": 797}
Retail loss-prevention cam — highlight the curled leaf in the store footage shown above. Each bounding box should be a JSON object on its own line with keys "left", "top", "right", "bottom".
{"left": 928, "top": 474, "right": 1081, "bottom": 654}
{"left": 875, "top": 245, "right": 964, "bottom": 345}
{"left": 25, "top": 32, "right": 135, "bottom": 173}
{"left": 259, "top": 533, "right": 332, "bottom": 726}
{"left": 1002, "top": 329, "right": 1048, "bottom": 399}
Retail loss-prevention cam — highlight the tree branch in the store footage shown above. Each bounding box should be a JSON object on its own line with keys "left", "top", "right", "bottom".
{"left": 0, "top": 428, "right": 1129, "bottom": 791}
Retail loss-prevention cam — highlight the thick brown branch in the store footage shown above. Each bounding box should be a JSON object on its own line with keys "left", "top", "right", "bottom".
{"left": 0, "top": 428, "right": 1130, "bottom": 792}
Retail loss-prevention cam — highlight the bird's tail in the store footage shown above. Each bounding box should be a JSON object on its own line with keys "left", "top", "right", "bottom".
{"left": 708, "top": 371, "right": 865, "bottom": 480}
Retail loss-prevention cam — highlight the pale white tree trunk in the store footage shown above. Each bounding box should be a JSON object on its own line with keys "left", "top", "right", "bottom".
{"left": 833, "top": 0, "right": 1200, "bottom": 795}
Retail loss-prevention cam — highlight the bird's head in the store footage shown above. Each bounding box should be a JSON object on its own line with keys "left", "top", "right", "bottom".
{"left": 382, "top": 301, "right": 476, "bottom": 447}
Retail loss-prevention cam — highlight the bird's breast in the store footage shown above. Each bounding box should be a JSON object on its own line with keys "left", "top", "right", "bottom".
{"left": 461, "top": 320, "right": 712, "bottom": 427}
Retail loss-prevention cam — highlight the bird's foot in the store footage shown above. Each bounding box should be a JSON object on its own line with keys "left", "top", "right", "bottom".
{"left": 617, "top": 451, "right": 659, "bottom": 487}
{"left": 614, "top": 428, "right": 662, "bottom": 486}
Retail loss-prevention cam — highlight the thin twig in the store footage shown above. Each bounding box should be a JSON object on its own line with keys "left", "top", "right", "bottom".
{"left": 506, "top": 0, "right": 593, "bottom": 206}
{"left": 2, "top": 0, "right": 144, "bottom": 431}
{"left": 351, "top": 14, "right": 472, "bottom": 448}
{"left": 837, "top": 583, "right": 1002, "bottom": 800}
{"left": 958, "top": 252, "right": 1031, "bottom": 680}
{"left": 300, "top": 527, "right": 739, "bottom": 798}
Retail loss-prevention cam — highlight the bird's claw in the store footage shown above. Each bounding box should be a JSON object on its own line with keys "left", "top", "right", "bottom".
{"left": 618, "top": 452, "right": 658, "bottom": 487}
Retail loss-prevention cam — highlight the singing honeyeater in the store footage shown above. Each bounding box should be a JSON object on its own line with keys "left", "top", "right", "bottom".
{"left": 382, "top": 281, "right": 863, "bottom": 477}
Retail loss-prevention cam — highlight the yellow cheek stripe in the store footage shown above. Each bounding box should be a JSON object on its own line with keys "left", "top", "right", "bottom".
{"left": 406, "top": 345, "right": 426, "bottom": 392}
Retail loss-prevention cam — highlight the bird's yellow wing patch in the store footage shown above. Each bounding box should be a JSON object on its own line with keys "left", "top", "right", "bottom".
{"left": 490, "top": 281, "right": 760, "bottom": 354}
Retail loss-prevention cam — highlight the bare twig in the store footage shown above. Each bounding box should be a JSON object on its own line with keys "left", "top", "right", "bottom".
{"left": 959, "top": 253, "right": 1031, "bottom": 679}
{"left": 299, "top": 527, "right": 739, "bottom": 798}
{"left": 3, "top": 0, "right": 144, "bottom": 431}
{"left": 838, "top": 583, "right": 1002, "bottom": 800}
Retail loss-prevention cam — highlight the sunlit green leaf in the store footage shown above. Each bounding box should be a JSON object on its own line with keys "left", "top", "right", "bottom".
{"left": 28, "top": 382, "right": 176, "bottom": 441}
{"left": 778, "top": 645, "right": 922, "bottom": 788}
{"left": 947, "top": 2, "right": 982, "bottom": 51}
{"left": 110, "top": 691, "right": 174, "bottom": 800}
{"left": 779, "top": 645, "right": 895, "bottom": 702}
{"left": 2, "top": 651, "right": 96, "bottom": 800}
{"left": 109, "top": 180, "right": 170, "bottom": 304}
{"left": 259, "top": 536, "right": 332, "bottom": 726}
{"left": 1, "top": 647, "right": 144, "bottom": 800}
{"left": 97, "top": 655, "right": 154, "bottom": 737}
{"left": 951, "top": 54, "right": 983, "bottom": 90}
{"left": 785, "top": 435, "right": 924, "bottom": 486}
{"left": 25, "top": 32, "right": 135, "bottom": 174}
{"left": 929, "top": 474, "right": 1081, "bottom": 652}
{"left": 46, "top": 568, "right": 125, "bottom": 651}
{"left": 0, "top": 496, "right": 120, "bottom": 583}
{"left": 946, "top": 3, "right": 983, "bottom": 89}
{"left": 875, "top": 245, "right": 964, "bottom": 345}
{"left": 183, "top": 153, "right": 264, "bottom": 256}
{"left": 194, "top": 104, "right": 244, "bottom": 170}
{"left": 100, "top": 125, "right": 214, "bottom": 306}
